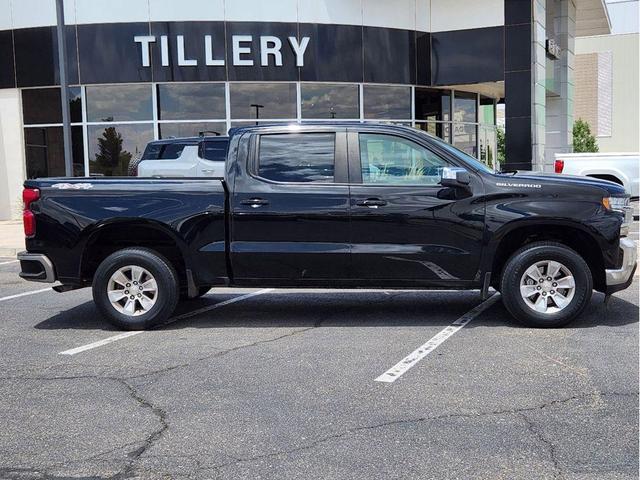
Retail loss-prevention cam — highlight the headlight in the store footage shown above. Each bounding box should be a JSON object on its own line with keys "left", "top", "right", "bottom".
{"left": 602, "top": 196, "right": 630, "bottom": 212}
{"left": 603, "top": 196, "right": 632, "bottom": 237}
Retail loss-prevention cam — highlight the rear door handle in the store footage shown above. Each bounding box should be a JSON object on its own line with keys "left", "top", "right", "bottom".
{"left": 241, "top": 198, "right": 270, "bottom": 208}
{"left": 356, "top": 198, "right": 387, "bottom": 208}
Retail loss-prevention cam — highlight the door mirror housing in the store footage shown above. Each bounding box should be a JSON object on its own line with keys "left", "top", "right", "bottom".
{"left": 440, "top": 167, "right": 471, "bottom": 188}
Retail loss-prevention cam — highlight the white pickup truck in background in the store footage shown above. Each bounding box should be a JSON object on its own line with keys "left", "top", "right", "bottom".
{"left": 554, "top": 152, "right": 639, "bottom": 198}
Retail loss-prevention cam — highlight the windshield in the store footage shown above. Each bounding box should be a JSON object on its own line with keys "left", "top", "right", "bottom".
{"left": 413, "top": 129, "right": 495, "bottom": 174}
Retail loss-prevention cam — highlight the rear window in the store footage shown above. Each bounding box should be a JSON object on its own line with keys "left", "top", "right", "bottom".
{"left": 201, "top": 140, "right": 228, "bottom": 162}
{"left": 141, "top": 142, "right": 188, "bottom": 160}
{"left": 257, "top": 133, "right": 335, "bottom": 183}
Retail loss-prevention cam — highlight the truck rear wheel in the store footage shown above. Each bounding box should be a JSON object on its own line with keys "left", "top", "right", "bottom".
{"left": 500, "top": 242, "right": 593, "bottom": 328}
{"left": 92, "top": 248, "right": 179, "bottom": 330}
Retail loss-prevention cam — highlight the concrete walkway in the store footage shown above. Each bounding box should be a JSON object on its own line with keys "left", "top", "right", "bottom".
{"left": 0, "top": 221, "right": 23, "bottom": 257}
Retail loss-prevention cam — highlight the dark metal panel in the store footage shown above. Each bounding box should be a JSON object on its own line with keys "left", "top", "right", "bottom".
{"left": 78, "top": 22, "right": 152, "bottom": 84}
{"left": 363, "top": 26, "right": 415, "bottom": 84}
{"left": 299, "top": 23, "right": 363, "bottom": 83}
{"left": 150, "top": 21, "right": 226, "bottom": 82}
{"left": 431, "top": 26, "right": 504, "bottom": 85}
{"left": 0, "top": 30, "right": 16, "bottom": 88}
{"left": 14, "top": 26, "right": 78, "bottom": 87}
{"left": 225, "top": 21, "right": 299, "bottom": 82}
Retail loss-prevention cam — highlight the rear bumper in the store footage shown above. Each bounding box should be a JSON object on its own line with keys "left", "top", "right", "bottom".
{"left": 17, "top": 251, "right": 56, "bottom": 283}
{"left": 604, "top": 238, "right": 637, "bottom": 293}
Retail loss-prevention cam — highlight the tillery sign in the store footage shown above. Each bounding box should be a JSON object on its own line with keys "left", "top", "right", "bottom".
{"left": 134, "top": 35, "right": 310, "bottom": 67}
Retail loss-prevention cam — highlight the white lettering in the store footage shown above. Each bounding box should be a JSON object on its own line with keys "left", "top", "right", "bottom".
{"left": 260, "top": 36, "right": 282, "bottom": 66}
{"left": 233, "top": 35, "right": 253, "bottom": 66}
{"left": 288, "top": 36, "right": 310, "bottom": 67}
{"left": 160, "top": 35, "right": 169, "bottom": 66}
{"left": 177, "top": 35, "right": 197, "bottom": 66}
{"left": 205, "top": 35, "right": 225, "bottom": 66}
{"left": 134, "top": 35, "right": 155, "bottom": 67}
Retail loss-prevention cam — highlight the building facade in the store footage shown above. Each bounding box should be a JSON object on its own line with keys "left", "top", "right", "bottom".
{"left": 0, "top": 0, "right": 611, "bottom": 219}
{"left": 575, "top": 32, "right": 639, "bottom": 153}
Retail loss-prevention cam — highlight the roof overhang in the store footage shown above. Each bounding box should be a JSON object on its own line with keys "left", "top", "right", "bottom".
{"left": 576, "top": 0, "right": 612, "bottom": 36}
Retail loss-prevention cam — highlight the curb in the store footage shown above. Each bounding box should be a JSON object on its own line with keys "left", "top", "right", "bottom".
{"left": 0, "top": 248, "right": 20, "bottom": 258}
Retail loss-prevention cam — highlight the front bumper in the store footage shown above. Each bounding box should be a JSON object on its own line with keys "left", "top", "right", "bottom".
{"left": 605, "top": 238, "right": 637, "bottom": 292}
{"left": 17, "top": 251, "right": 56, "bottom": 283}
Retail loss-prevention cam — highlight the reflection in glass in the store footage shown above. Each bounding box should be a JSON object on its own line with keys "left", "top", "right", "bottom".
{"left": 157, "top": 83, "right": 225, "bottom": 120}
{"left": 359, "top": 133, "right": 449, "bottom": 185}
{"left": 22, "top": 87, "right": 83, "bottom": 125}
{"left": 453, "top": 123, "right": 477, "bottom": 158}
{"left": 88, "top": 124, "right": 153, "bottom": 176}
{"left": 159, "top": 122, "right": 226, "bottom": 139}
{"left": 230, "top": 83, "right": 296, "bottom": 119}
{"left": 414, "top": 121, "right": 451, "bottom": 142}
{"left": 363, "top": 85, "right": 411, "bottom": 119}
{"left": 301, "top": 83, "right": 359, "bottom": 119}
{"left": 24, "top": 126, "right": 84, "bottom": 178}
{"left": 258, "top": 133, "right": 335, "bottom": 183}
{"left": 86, "top": 84, "right": 153, "bottom": 122}
{"left": 453, "top": 92, "right": 477, "bottom": 124}
{"left": 415, "top": 88, "right": 450, "bottom": 122}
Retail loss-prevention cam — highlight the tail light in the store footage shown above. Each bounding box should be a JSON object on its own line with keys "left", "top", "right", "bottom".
{"left": 22, "top": 188, "right": 39, "bottom": 237}
{"left": 554, "top": 159, "right": 564, "bottom": 174}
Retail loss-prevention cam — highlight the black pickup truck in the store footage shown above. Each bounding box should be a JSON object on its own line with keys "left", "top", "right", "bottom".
{"left": 18, "top": 123, "right": 636, "bottom": 330}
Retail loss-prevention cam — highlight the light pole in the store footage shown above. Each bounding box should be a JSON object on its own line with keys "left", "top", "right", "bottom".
{"left": 55, "top": 0, "right": 73, "bottom": 177}
{"left": 250, "top": 103, "right": 264, "bottom": 125}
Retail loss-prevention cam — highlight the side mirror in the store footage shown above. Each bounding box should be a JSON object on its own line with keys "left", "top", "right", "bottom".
{"left": 440, "top": 167, "right": 471, "bottom": 188}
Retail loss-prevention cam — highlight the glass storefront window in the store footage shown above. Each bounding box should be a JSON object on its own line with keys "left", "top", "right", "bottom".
{"left": 453, "top": 123, "right": 477, "bottom": 158}
{"left": 86, "top": 84, "right": 153, "bottom": 122}
{"left": 229, "top": 83, "right": 296, "bottom": 119}
{"left": 88, "top": 124, "right": 153, "bottom": 176}
{"left": 415, "top": 88, "right": 450, "bottom": 122}
{"left": 479, "top": 96, "right": 496, "bottom": 125}
{"left": 159, "top": 122, "right": 227, "bottom": 139}
{"left": 157, "top": 83, "right": 225, "bottom": 120}
{"left": 22, "top": 87, "right": 82, "bottom": 125}
{"left": 24, "top": 126, "right": 84, "bottom": 178}
{"left": 453, "top": 91, "right": 477, "bottom": 124}
{"left": 300, "top": 83, "right": 359, "bottom": 119}
{"left": 414, "top": 121, "right": 451, "bottom": 142}
{"left": 363, "top": 85, "right": 411, "bottom": 119}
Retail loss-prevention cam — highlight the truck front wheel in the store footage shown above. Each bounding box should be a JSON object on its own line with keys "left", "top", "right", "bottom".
{"left": 500, "top": 242, "right": 593, "bottom": 328}
{"left": 92, "top": 248, "right": 179, "bottom": 330}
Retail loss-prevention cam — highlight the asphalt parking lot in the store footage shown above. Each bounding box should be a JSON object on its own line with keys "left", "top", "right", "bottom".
{"left": 0, "top": 224, "right": 638, "bottom": 479}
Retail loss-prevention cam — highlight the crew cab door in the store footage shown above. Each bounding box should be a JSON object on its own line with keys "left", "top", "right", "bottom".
{"left": 230, "top": 128, "right": 350, "bottom": 283}
{"left": 347, "top": 128, "right": 485, "bottom": 285}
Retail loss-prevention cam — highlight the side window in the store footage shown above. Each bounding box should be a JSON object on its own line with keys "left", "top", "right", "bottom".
{"left": 201, "top": 140, "right": 228, "bottom": 162}
{"left": 141, "top": 143, "right": 161, "bottom": 160}
{"left": 258, "top": 133, "right": 335, "bottom": 183}
{"left": 359, "top": 133, "right": 451, "bottom": 186}
{"left": 158, "top": 143, "right": 187, "bottom": 160}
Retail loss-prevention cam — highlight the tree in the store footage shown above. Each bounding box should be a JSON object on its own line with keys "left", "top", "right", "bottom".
{"left": 496, "top": 126, "right": 506, "bottom": 165}
{"left": 573, "top": 119, "right": 599, "bottom": 153}
{"left": 94, "top": 127, "right": 132, "bottom": 175}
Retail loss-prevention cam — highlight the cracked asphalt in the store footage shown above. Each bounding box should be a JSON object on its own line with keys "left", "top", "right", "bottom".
{"left": 0, "top": 227, "right": 638, "bottom": 479}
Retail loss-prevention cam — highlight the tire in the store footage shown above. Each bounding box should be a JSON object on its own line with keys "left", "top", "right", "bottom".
{"left": 92, "top": 248, "right": 179, "bottom": 330}
{"left": 500, "top": 241, "right": 593, "bottom": 328}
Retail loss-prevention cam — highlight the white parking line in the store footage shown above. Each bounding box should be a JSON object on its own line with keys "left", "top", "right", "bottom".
{"left": 58, "top": 288, "right": 274, "bottom": 356}
{"left": 0, "top": 260, "right": 18, "bottom": 266}
{"left": 0, "top": 287, "right": 52, "bottom": 302}
{"left": 374, "top": 294, "right": 501, "bottom": 383}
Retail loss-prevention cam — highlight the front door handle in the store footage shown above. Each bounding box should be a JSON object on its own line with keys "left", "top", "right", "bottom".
{"left": 356, "top": 198, "right": 387, "bottom": 208}
{"left": 241, "top": 198, "right": 270, "bottom": 208}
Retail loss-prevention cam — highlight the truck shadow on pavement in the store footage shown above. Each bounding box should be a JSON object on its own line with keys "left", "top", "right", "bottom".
{"left": 33, "top": 290, "right": 639, "bottom": 332}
